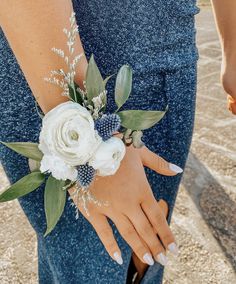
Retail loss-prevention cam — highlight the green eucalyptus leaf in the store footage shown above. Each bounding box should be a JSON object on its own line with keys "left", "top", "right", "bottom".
{"left": 0, "top": 142, "right": 43, "bottom": 161}
{"left": 117, "top": 109, "right": 166, "bottom": 130}
{"left": 44, "top": 176, "right": 67, "bottom": 237}
{"left": 86, "top": 54, "right": 105, "bottom": 103}
{"left": 115, "top": 65, "right": 132, "bottom": 110}
{"left": 0, "top": 171, "right": 45, "bottom": 202}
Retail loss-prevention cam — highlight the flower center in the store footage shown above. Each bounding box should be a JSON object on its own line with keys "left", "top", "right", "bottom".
{"left": 112, "top": 151, "right": 121, "bottom": 160}
{"left": 69, "top": 130, "right": 79, "bottom": 141}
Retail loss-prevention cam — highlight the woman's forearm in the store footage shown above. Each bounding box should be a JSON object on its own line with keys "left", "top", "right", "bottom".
{"left": 0, "top": 0, "right": 88, "bottom": 113}
{"left": 211, "top": 0, "right": 236, "bottom": 58}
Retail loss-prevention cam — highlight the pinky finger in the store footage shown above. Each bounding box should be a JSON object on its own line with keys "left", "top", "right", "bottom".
{"left": 89, "top": 214, "right": 123, "bottom": 265}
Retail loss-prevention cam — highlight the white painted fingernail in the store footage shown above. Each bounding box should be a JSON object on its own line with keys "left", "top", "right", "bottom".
{"left": 168, "top": 242, "right": 179, "bottom": 256}
{"left": 169, "top": 163, "right": 183, "bottom": 174}
{"left": 156, "top": 253, "right": 168, "bottom": 266}
{"left": 143, "top": 253, "right": 154, "bottom": 266}
{"left": 113, "top": 252, "right": 123, "bottom": 265}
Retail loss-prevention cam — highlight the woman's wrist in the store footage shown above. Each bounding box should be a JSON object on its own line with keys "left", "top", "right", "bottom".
{"left": 41, "top": 57, "right": 88, "bottom": 114}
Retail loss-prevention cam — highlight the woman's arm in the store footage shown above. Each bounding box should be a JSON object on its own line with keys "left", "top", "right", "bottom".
{"left": 0, "top": 0, "right": 179, "bottom": 266}
{"left": 211, "top": 0, "right": 236, "bottom": 109}
{"left": 0, "top": 0, "right": 88, "bottom": 113}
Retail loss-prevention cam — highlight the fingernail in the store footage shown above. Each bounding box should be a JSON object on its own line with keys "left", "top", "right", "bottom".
{"left": 169, "top": 163, "right": 183, "bottom": 174}
{"left": 143, "top": 253, "right": 154, "bottom": 266}
{"left": 168, "top": 242, "right": 179, "bottom": 256}
{"left": 113, "top": 252, "right": 123, "bottom": 265}
{"left": 156, "top": 252, "right": 168, "bottom": 266}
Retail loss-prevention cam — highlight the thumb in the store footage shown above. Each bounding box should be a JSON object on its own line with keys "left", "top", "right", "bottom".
{"left": 139, "top": 146, "right": 183, "bottom": 176}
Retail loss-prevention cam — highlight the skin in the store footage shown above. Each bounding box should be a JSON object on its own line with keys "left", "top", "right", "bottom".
{"left": 69, "top": 142, "right": 176, "bottom": 266}
{"left": 0, "top": 0, "right": 88, "bottom": 114}
{"left": 132, "top": 200, "right": 168, "bottom": 283}
{"left": 0, "top": 0, "right": 179, "bottom": 271}
{"left": 1, "top": 0, "right": 234, "bottom": 280}
{"left": 211, "top": 0, "right": 236, "bottom": 114}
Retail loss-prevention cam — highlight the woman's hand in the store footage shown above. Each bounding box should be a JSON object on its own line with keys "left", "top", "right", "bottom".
{"left": 221, "top": 56, "right": 236, "bottom": 114}
{"left": 211, "top": 0, "right": 236, "bottom": 115}
{"left": 69, "top": 142, "right": 182, "bottom": 266}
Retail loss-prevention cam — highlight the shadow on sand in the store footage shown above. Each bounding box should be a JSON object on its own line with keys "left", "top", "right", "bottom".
{"left": 182, "top": 152, "right": 236, "bottom": 270}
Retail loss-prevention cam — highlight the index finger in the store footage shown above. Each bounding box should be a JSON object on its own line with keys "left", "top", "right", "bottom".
{"left": 139, "top": 146, "right": 183, "bottom": 176}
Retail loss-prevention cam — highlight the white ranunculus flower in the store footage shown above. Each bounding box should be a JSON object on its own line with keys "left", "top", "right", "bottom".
{"left": 40, "top": 154, "right": 78, "bottom": 181}
{"left": 38, "top": 101, "right": 102, "bottom": 166}
{"left": 89, "top": 137, "right": 126, "bottom": 176}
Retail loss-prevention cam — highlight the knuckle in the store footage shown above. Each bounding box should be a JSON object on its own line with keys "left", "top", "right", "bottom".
{"left": 156, "top": 156, "right": 165, "bottom": 169}
{"left": 157, "top": 243, "right": 165, "bottom": 252}
{"left": 139, "top": 223, "right": 152, "bottom": 236}
{"left": 97, "top": 227, "right": 112, "bottom": 239}
{"left": 135, "top": 245, "right": 146, "bottom": 257}
{"left": 122, "top": 226, "right": 135, "bottom": 239}
{"left": 161, "top": 232, "right": 175, "bottom": 246}
{"left": 153, "top": 243, "right": 165, "bottom": 255}
{"left": 78, "top": 202, "right": 96, "bottom": 217}
{"left": 140, "top": 185, "right": 155, "bottom": 201}
{"left": 104, "top": 240, "right": 117, "bottom": 252}
{"left": 153, "top": 212, "right": 166, "bottom": 227}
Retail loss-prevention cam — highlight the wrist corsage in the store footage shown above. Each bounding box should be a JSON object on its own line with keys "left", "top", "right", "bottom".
{"left": 0, "top": 12, "right": 167, "bottom": 236}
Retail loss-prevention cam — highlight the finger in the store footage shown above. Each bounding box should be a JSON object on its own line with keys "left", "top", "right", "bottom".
{"left": 112, "top": 214, "right": 155, "bottom": 266}
{"left": 132, "top": 199, "right": 169, "bottom": 270}
{"left": 139, "top": 146, "right": 183, "bottom": 176}
{"left": 158, "top": 199, "right": 168, "bottom": 218}
{"left": 141, "top": 197, "right": 179, "bottom": 256}
{"left": 227, "top": 95, "right": 236, "bottom": 115}
{"left": 88, "top": 214, "right": 123, "bottom": 265}
{"left": 128, "top": 207, "right": 168, "bottom": 266}
{"left": 132, "top": 252, "right": 149, "bottom": 278}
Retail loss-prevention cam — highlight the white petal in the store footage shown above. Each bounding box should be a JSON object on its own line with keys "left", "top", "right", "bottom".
{"left": 39, "top": 101, "right": 102, "bottom": 166}
{"left": 89, "top": 137, "right": 126, "bottom": 176}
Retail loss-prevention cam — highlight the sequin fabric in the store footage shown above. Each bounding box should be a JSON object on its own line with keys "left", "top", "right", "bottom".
{"left": 0, "top": 0, "right": 199, "bottom": 283}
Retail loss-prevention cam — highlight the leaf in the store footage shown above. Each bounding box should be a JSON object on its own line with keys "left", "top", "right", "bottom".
{"left": 68, "top": 83, "right": 76, "bottom": 102}
{"left": 104, "top": 73, "right": 115, "bottom": 87}
{"left": 117, "top": 109, "right": 167, "bottom": 130}
{"left": 86, "top": 54, "right": 105, "bottom": 103}
{"left": 115, "top": 65, "right": 132, "bottom": 110}
{"left": 44, "top": 175, "right": 67, "bottom": 236}
{"left": 68, "top": 83, "right": 83, "bottom": 104}
{"left": 28, "top": 158, "right": 41, "bottom": 172}
{"left": 0, "top": 142, "right": 43, "bottom": 161}
{"left": 0, "top": 171, "right": 45, "bottom": 202}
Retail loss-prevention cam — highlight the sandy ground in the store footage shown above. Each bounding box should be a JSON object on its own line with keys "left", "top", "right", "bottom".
{"left": 0, "top": 4, "right": 236, "bottom": 284}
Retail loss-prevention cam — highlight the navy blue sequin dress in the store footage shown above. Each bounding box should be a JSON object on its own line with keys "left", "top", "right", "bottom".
{"left": 0, "top": 1, "right": 200, "bottom": 283}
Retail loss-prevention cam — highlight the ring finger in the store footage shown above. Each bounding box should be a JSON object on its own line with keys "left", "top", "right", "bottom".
{"left": 111, "top": 214, "right": 155, "bottom": 266}
{"left": 128, "top": 207, "right": 168, "bottom": 266}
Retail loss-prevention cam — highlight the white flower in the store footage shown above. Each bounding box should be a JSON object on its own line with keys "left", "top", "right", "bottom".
{"left": 40, "top": 154, "right": 78, "bottom": 181}
{"left": 39, "top": 101, "right": 102, "bottom": 166}
{"left": 89, "top": 137, "right": 126, "bottom": 176}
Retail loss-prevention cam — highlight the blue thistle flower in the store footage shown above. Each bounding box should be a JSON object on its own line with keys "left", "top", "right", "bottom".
{"left": 76, "top": 164, "right": 95, "bottom": 187}
{"left": 95, "top": 113, "right": 121, "bottom": 141}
